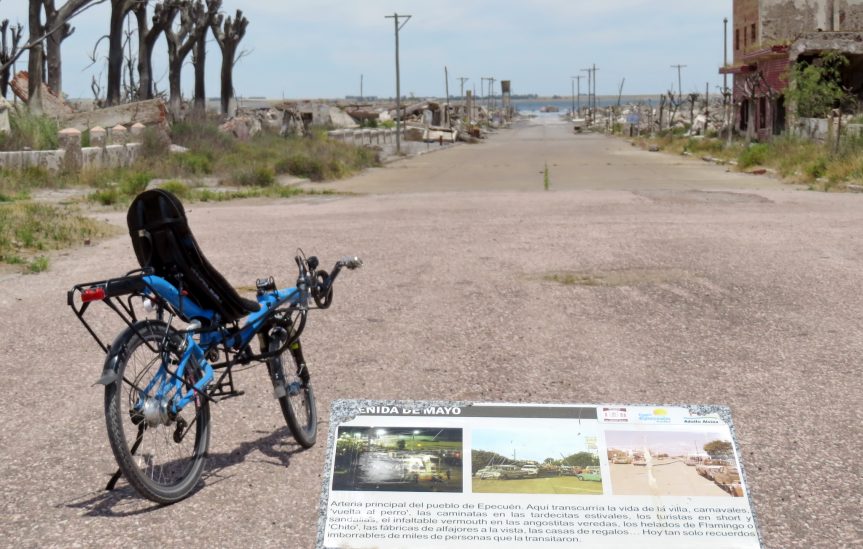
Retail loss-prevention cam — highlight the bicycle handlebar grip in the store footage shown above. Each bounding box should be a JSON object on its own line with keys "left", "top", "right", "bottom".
{"left": 338, "top": 256, "right": 363, "bottom": 270}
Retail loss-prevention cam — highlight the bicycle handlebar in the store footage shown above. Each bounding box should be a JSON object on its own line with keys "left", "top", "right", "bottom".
{"left": 296, "top": 254, "right": 362, "bottom": 310}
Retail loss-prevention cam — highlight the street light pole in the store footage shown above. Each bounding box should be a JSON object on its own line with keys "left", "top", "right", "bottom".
{"left": 386, "top": 13, "right": 411, "bottom": 155}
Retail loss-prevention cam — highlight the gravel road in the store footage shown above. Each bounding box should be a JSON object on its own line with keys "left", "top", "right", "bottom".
{"left": 1, "top": 117, "right": 860, "bottom": 548}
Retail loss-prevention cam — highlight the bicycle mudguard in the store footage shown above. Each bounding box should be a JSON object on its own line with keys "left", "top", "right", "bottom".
{"left": 96, "top": 354, "right": 121, "bottom": 386}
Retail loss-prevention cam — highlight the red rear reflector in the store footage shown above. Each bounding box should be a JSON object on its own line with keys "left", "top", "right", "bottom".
{"left": 81, "top": 287, "right": 106, "bottom": 302}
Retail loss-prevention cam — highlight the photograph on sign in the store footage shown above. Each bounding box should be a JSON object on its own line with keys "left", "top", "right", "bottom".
{"left": 471, "top": 425, "right": 602, "bottom": 495}
{"left": 332, "top": 427, "right": 463, "bottom": 492}
{"left": 318, "top": 402, "right": 761, "bottom": 549}
{"left": 606, "top": 430, "right": 744, "bottom": 497}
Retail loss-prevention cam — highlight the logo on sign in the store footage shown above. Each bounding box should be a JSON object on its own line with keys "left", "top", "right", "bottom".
{"left": 601, "top": 407, "right": 629, "bottom": 423}
{"left": 637, "top": 408, "right": 672, "bottom": 424}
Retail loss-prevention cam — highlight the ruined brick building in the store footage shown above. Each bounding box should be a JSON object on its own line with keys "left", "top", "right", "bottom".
{"left": 721, "top": 0, "right": 863, "bottom": 139}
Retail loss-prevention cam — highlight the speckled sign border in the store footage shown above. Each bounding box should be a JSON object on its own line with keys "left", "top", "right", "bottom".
{"left": 316, "top": 401, "right": 761, "bottom": 549}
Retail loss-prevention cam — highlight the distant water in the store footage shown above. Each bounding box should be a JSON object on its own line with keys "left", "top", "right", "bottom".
{"left": 514, "top": 97, "right": 661, "bottom": 116}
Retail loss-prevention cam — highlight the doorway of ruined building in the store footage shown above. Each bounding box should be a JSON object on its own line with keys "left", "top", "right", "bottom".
{"left": 842, "top": 54, "right": 863, "bottom": 112}
{"left": 739, "top": 100, "right": 749, "bottom": 132}
{"left": 773, "top": 96, "right": 786, "bottom": 136}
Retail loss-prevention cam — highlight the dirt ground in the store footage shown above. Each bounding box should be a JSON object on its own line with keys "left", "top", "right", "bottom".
{"left": 1, "top": 117, "right": 860, "bottom": 548}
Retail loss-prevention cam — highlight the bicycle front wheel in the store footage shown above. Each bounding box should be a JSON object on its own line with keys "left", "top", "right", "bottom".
{"left": 104, "top": 320, "right": 210, "bottom": 504}
{"left": 268, "top": 335, "right": 317, "bottom": 448}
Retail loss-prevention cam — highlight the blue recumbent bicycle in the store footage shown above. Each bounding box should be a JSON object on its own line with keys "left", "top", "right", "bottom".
{"left": 68, "top": 189, "right": 362, "bottom": 504}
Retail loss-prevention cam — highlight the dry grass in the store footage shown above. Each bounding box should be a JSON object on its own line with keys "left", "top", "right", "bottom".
{"left": 0, "top": 202, "right": 119, "bottom": 272}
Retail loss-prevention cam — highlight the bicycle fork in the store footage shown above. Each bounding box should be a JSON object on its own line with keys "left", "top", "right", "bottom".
{"left": 262, "top": 328, "right": 309, "bottom": 399}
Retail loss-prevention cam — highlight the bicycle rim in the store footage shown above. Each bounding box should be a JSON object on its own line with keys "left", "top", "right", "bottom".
{"left": 105, "top": 321, "right": 210, "bottom": 504}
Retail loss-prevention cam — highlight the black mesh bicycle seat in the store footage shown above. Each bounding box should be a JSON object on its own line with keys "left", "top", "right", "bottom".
{"left": 127, "top": 189, "right": 260, "bottom": 323}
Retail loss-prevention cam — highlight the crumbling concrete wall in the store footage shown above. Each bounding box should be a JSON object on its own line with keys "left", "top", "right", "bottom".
{"left": 761, "top": 0, "right": 863, "bottom": 43}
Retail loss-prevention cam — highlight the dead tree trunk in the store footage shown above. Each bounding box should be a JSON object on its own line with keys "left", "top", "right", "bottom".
{"left": 688, "top": 93, "right": 699, "bottom": 131}
{"left": 0, "top": 19, "right": 24, "bottom": 98}
{"left": 210, "top": 8, "right": 247, "bottom": 117}
{"left": 43, "top": 0, "right": 93, "bottom": 97}
{"left": 190, "top": 0, "right": 220, "bottom": 116}
{"left": 658, "top": 95, "right": 666, "bottom": 132}
{"left": 106, "top": 0, "right": 136, "bottom": 105}
{"left": 134, "top": 1, "right": 177, "bottom": 100}
{"left": 27, "top": 0, "right": 45, "bottom": 113}
{"left": 165, "top": 0, "right": 207, "bottom": 119}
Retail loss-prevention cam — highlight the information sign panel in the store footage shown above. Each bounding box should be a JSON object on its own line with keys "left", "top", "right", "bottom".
{"left": 317, "top": 401, "right": 761, "bottom": 548}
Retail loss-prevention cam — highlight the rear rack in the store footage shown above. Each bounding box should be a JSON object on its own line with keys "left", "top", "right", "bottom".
{"left": 67, "top": 270, "right": 154, "bottom": 353}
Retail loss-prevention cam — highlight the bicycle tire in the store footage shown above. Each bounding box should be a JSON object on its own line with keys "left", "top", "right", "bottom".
{"left": 104, "top": 320, "right": 210, "bottom": 504}
{"left": 268, "top": 335, "right": 317, "bottom": 448}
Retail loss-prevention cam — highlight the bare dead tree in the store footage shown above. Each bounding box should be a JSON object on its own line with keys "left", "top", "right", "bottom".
{"left": 134, "top": 0, "right": 177, "bottom": 100}
{"left": 106, "top": 0, "right": 138, "bottom": 105}
{"left": 43, "top": 0, "right": 96, "bottom": 96}
{"left": 165, "top": 0, "right": 207, "bottom": 118}
{"left": 658, "top": 94, "right": 666, "bottom": 132}
{"left": 90, "top": 72, "right": 104, "bottom": 105}
{"left": 1, "top": 18, "right": 25, "bottom": 98}
{"left": 3, "top": 0, "right": 101, "bottom": 110}
{"left": 210, "top": 7, "right": 247, "bottom": 116}
{"left": 190, "top": 0, "right": 220, "bottom": 116}
{"left": 27, "top": 0, "right": 46, "bottom": 113}
{"left": 121, "top": 13, "right": 139, "bottom": 101}
{"left": 687, "top": 92, "right": 700, "bottom": 131}
{"left": 666, "top": 90, "right": 681, "bottom": 129}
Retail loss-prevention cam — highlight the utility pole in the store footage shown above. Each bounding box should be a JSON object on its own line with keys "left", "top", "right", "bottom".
{"left": 386, "top": 12, "right": 411, "bottom": 154}
{"left": 581, "top": 68, "right": 591, "bottom": 124}
{"left": 457, "top": 77, "right": 469, "bottom": 100}
{"left": 572, "top": 75, "right": 584, "bottom": 115}
{"left": 592, "top": 64, "right": 599, "bottom": 122}
{"left": 444, "top": 66, "right": 450, "bottom": 126}
{"left": 360, "top": 74, "right": 363, "bottom": 102}
{"left": 671, "top": 64, "right": 686, "bottom": 104}
{"left": 485, "top": 77, "right": 496, "bottom": 112}
{"left": 570, "top": 77, "right": 575, "bottom": 116}
{"left": 724, "top": 17, "right": 731, "bottom": 145}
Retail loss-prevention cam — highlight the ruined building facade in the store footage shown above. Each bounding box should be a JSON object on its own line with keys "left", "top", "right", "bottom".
{"left": 722, "top": 0, "right": 863, "bottom": 139}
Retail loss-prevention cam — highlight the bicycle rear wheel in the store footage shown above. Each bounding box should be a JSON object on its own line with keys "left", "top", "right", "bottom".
{"left": 268, "top": 334, "right": 317, "bottom": 448}
{"left": 104, "top": 320, "right": 210, "bottom": 504}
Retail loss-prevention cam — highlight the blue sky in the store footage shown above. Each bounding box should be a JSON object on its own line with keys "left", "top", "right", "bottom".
{"left": 2, "top": 1, "right": 732, "bottom": 100}
{"left": 472, "top": 426, "right": 595, "bottom": 462}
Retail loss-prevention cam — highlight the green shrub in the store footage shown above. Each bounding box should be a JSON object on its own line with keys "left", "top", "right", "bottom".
{"left": 275, "top": 155, "right": 324, "bottom": 181}
{"left": 230, "top": 166, "right": 275, "bottom": 187}
{"left": 804, "top": 157, "right": 828, "bottom": 179}
{"left": 171, "top": 120, "right": 236, "bottom": 154}
{"left": 119, "top": 171, "right": 152, "bottom": 196}
{"left": 159, "top": 180, "right": 191, "bottom": 198}
{"left": 89, "top": 188, "right": 120, "bottom": 205}
{"left": 173, "top": 151, "right": 213, "bottom": 174}
{"left": 738, "top": 143, "right": 769, "bottom": 169}
{"left": 140, "top": 127, "right": 170, "bottom": 159}
{"left": 27, "top": 256, "right": 49, "bottom": 273}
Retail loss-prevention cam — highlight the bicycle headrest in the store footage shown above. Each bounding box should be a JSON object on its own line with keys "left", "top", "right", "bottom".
{"left": 126, "top": 189, "right": 260, "bottom": 322}
{"left": 127, "top": 189, "right": 189, "bottom": 268}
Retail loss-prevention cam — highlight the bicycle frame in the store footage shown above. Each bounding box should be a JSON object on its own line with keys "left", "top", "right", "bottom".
{"left": 69, "top": 271, "right": 310, "bottom": 416}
